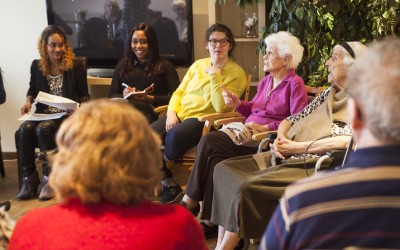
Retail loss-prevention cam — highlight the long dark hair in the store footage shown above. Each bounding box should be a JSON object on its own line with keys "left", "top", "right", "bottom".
{"left": 205, "top": 23, "right": 236, "bottom": 57}
{"left": 120, "top": 23, "right": 161, "bottom": 76}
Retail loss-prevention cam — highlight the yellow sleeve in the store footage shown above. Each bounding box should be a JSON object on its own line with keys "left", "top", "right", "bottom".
{"left": 167, "top": 67, "right": 192, "bottom": 113}
{"left": 209, "top": 61, "right": 247, "bottom": 113}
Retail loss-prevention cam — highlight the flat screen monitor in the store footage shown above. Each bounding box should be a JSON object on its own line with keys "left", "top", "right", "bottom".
{"left": 46, "top": 0, "right": 194, "bottom": 69}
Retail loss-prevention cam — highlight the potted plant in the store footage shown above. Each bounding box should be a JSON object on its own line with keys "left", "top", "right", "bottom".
{"left": 216, "top": 0, "right": 400, "bottom": 86}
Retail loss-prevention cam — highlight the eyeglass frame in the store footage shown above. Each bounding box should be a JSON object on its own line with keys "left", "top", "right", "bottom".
{"left": 208, "top": 38, "right": 230, "bottom": 47}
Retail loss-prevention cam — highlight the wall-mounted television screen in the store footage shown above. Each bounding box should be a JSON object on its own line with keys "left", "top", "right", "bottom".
{"left": 46, "top": 0, "right": 193, "bottom": 69}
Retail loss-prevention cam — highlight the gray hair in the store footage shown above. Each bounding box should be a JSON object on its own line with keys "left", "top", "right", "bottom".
{"left": 104, "top": 0, "right": 120, "bottom": 11}
{"left": 346, "top": 37, "right": 400, "bottom": 143}
{"left": 334, "top": 41, "right": 367, "bottom": 68}
{"left": 172, "top": 0, "right": 186, "bottom": 10}
{"left": 264, "top": 31, "right": 304, "bottom": 69}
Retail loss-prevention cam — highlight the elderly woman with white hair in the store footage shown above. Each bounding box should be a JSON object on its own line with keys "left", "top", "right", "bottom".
{"left": 102, "top": 0, "right": 122, "bottom": 39}
{"left": 179, "top": 31, "right": 308, "bottom": 237}
{"left": 210, "top": 40, "right": 367, "bottom": 249}
{"left": 171, "top": 0, "right": 188, "bottom": 43}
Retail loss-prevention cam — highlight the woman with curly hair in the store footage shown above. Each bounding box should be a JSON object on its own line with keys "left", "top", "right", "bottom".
{"left": 15, "top": 25, "right": 90, "bottom": 201}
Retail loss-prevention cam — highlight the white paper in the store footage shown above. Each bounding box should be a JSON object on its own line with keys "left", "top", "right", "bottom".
{"left": 18, "top": 112, "right": 67, "bottom": 121}
{"left": 124, "top": 90, "right": 146, "bottom": 99}
{"left": 35, "top": 91, "right": 78, "bottom": 111}
{"left": 123, "top": 83, "right": 155, "bottom": 99}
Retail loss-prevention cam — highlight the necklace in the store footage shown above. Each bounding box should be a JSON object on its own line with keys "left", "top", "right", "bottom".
{"left": 266, "top": 78, "right": 282, "bottom": 98}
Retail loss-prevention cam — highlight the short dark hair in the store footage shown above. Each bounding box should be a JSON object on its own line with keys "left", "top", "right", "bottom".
{"left": 205, "top": 23, "right": 236, "bottom": 57}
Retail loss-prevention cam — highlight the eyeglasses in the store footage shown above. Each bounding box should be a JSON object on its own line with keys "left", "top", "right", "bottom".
{"left": 208, "top": 39, "right": 229, "bottom": 46}
{"left": 132, "top": 39, "right": 148, "bottom": 45}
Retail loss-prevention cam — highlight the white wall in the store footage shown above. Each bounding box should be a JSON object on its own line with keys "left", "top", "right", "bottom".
{"left": 0, "top": 0, "right": 48, "bottom": 152}
{"left": 0, "top": 0, "right": 209, "bottom": 153}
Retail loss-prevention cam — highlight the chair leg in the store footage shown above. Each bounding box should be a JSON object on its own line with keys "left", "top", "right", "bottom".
{"left": 0, "top": 143, "right": 5, "bottom": 177}
{"left": 15, "top": 131, "right": 22, "bottom": 189}
{"left": 154, "top": 185, "right": 161, "bottom": 197}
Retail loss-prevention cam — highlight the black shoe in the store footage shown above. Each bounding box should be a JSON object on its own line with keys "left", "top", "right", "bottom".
{"left": 180, "top": 200, "right": 200, "bottom": 217}
{"left": 234, "top": 238, "right": 245, "bottom": 250}
{"left": 0, "top": 201, "right": 11, "bottom": 211}
{"left": 200, "top": 222, "right": 218, "bottom": 239}
{"left": 16, "top": 171, "right": 40, "bottom": 200}
{"left": 38, "top": 176, "right": 54, "bottom": 201}
{"left": 160, "top": 184, "right": 183, "bottom": 203}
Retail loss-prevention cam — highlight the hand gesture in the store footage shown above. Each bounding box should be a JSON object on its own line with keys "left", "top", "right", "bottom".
{"left": 123, "top": 86, "right": 137, "bottom": 99}
{"left": 221, "top": 84, "right": 240, "bottom": 109}
{"left": 20, "top": 101, "right": 32, "bottom": 115}
{"left": 246, "top": 121, "right": 268, "bottom": 133}
{"left": 205, "top": 64, "right": 223, "bottom": 75}
{"left": 166, "top": 111, "right": 179, "bottom": 132}
{"left": 133, "top": 94, "right": 154, "bottom": 103}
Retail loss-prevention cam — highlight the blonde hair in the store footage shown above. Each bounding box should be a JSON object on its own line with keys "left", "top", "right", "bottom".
{"left": 347, "top": 37, "right": 400, "bottom": 143}
{"left": 49, "top": 99, "right": 162, "bottom": 205}
{"left": 38, "top": 25, "right": 74, "bottom": 76}
{"left": 264, "top": 31, "right": 304, "bottom": 69}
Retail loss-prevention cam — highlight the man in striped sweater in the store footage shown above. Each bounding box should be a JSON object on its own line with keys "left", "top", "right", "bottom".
{"left": 260, "top": 37, "right": 400, "bottom": 250}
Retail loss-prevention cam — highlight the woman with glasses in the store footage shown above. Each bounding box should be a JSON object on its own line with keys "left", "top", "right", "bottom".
{"left": 109, "top": 23, "right": 180, "bottom": 123}
{"left": 151, "top": 23, "right": 248, "bottom": 204}
{"left": 179, "top": 31, "right": 308, "bottom": 239}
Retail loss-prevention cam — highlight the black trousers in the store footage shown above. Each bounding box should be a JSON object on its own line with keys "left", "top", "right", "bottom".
{"left": 151, "top": 116, "right": 205, "bottom": 160}
{"left": 185, "top": 131, "right": 257, "bottom": 220}
{"left": 15, "top": 118, "right": 63, "bottom": 177}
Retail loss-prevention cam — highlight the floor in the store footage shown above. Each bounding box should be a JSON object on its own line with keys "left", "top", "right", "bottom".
{"left": 0, "top": 158, "right": 259, "bottom": 249}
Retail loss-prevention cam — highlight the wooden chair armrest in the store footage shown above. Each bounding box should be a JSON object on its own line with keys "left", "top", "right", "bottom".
{"left": 154, "top": 105, "right": 168, "bottom": 117}
{"left": 251, "top": 131, "right": 277, "bottom": 141}
{"left": 197, "top": 112, "right": 242, "bottom": 122}
{"left": 252, "top": 131, "right": 278, "bottom": 153}
{"left": 197, "top": 112, "right": 243, "bottom": 137}
{"left": 214, "top": 116, "right": 246, "bottom": 126}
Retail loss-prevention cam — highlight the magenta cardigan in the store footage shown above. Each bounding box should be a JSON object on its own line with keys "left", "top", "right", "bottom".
{"left": 236, "top": 69, "right": 308, "bottom": 131}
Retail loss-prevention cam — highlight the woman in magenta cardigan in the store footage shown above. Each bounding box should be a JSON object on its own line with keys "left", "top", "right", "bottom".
{"left": 179, "top": 31, "right": 308, "bottom": 238}
{"left": 9, "top": 99, "right": 207, "bottom": 250}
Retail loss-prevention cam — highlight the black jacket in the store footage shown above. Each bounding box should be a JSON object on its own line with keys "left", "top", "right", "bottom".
{"left": 27, "top": 59, "right": 90, "bottom": 113}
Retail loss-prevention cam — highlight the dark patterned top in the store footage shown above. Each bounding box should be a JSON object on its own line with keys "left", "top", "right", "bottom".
{"left": 45, "top": 75, "right": 63, "bottom": 114}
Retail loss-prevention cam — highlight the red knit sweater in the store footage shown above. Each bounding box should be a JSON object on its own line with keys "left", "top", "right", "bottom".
{"left": 9, "top": 199, "right": 207, "bottom": 250}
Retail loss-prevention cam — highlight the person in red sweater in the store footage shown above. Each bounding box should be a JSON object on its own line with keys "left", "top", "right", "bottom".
{"left": 9, "top": 99, "right": 207, "bottom": 250}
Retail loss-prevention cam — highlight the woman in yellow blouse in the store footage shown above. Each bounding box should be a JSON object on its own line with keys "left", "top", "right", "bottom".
{"left": 151, "top": 23, "right": 247, "bottom": 204}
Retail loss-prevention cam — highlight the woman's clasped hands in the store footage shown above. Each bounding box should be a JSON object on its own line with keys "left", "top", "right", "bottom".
{"left": 270, "top": 137, "right": 305, "bottom": 159}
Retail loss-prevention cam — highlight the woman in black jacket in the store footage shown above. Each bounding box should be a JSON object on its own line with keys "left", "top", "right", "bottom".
{"left": 15, "top": 25, "right": 90, "bottom": 201}
{"left": 108, "top": 23, "right": 179, "bottom": 123}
